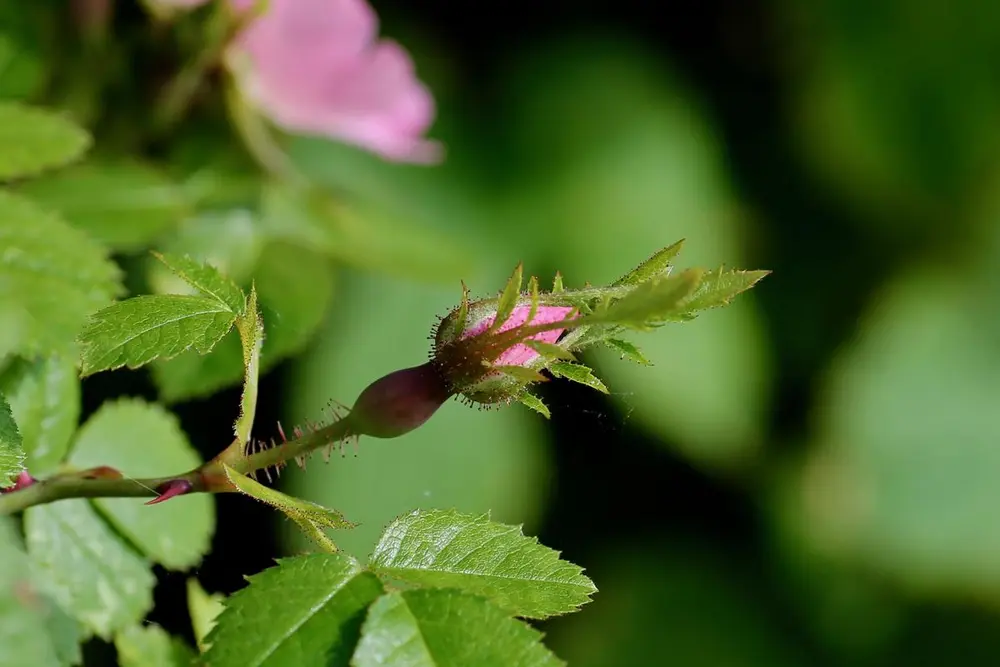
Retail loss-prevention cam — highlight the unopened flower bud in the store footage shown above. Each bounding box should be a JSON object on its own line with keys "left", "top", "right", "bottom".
{"left": 349, "top": 362, "right": 451, "bottom": 439}
{"left": 433, "top": 301, "right": 576, "bottom": 405}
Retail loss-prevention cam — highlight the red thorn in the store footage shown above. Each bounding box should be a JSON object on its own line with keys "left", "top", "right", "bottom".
{"left": 146, "top": 479, "right": 193, "bottom": 505}
{"left": 277, "top": 421, "right": 287, "bottom": 442}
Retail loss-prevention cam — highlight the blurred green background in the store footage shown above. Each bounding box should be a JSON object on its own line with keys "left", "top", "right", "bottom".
{"left": 7, "top": 0, "right": 1000, "bottom": 664}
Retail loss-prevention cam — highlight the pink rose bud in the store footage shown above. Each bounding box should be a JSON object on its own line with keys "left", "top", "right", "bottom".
{"left": 228, "top": 0, "right": 441, "bottom": 163}
{"left": 434, "top": 300, "right": 576, "bottom": 405}
{"left": 348, "top": 363, "right": 451, "bottom": 439}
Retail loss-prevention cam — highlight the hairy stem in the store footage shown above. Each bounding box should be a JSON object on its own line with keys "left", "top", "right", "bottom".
{"left": 0, "top": 415, "right": 356, "bottom": 515}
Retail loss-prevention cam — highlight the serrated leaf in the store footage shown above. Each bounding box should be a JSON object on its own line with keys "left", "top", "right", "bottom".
{"left": 552, "top": 272, "right": 564, "bottom": 294}
{"left": 369, "top": 509, "right": 596, "bottom": 619}
{"left": 78, "top": 295, "right": 237, "bottom": 376}
{"left": 151, "top": 330, "right": 243, "bottom": 404}
{"left": 603, "top": 338, "right": 652, "bottom": 365}
{"left": 524, "top": 340, "right": 576, "bottom": 361}
{"left": 547, "top": 362, "right": 609, "bottom": 395}
{"left": 613, "top": 239, "right": 684, "bottom": 286}
{"left": 590, "top": 269, "right": 703, "bottom": 328}
{"left": 0, "top": 355, "right": 79, "bottom": 474}
{"left": 0, "top": 102, "right": 90, "bottom": 180}
{"left": 675, "top": 267, "right": 769, "bottom": 317}
{"left": 154, "top": 252, "right": 245, "bottom": 315}
{"left": 489, "top": 263, "right": 524, "bottom": 333}
{"left": 24, "top": 499, "right": 155, "bottom": 638}
{"left": 150, "top": 243, "right": 334, "bottom": 403}
{"left": 223, "top": 465, "right": 353, "bottom": 553}
{"left": 115, "top": 624, "right": 195, "bottom": 667}
{"left": 203, "top": 553, "right": 383, "bottom": 667}
{"left": 518, "top": 393, "right": 551, "bottom": 419}
{"left": 234, "top": 288, "right": 263, "bottom": 446}
{"left": 187, "top": 579, "right": 224, "bottom": 653}
{"left": 67, "top": 399, "right": 213, "bottom": 569}
{"left": 0, "top": 517, "right": 61, "bottom": 667}
{"left": 496, "top": 365, "right": 547, "bottom": 383}
{"left": 0, "top": 394, "right": 23, "bottom": 484}
{"left": 0, "top": 191, "right": 122, "bottom": 356}
{"left": 15, "top": 161, "right": 188, "bottom": 251}
{"left": 351, "top": 589, "right": 564, "bottom": 667}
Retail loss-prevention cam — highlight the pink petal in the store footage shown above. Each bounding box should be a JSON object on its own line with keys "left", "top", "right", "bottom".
{"left": 229, "top": 0, "right": 440, "bottom": 163}
{"left": 464, "top": 305, "right": 576, "bottom": 367}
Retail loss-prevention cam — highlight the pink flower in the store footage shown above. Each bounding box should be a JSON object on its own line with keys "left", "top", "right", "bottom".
{"left": 462, "top": 305, "right": 576, "bottom": 367}
{"left": 228, "top": 0, "right": 441, "bottom": 163}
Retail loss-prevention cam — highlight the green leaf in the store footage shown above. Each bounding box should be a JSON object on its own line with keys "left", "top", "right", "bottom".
{"left": 0, "top": 517, "right": 62, "bottom": 667}
{"left": 0, "top": 103, "right": 90, "bottom": 180}
{"left": 547, "top": 362, "right": 609, "bottom": 395}
{"left": 0, "top": 355, "right": 79, "bottom": 474}
{"left": 78, "top": 294, "right": 237, "bottom": 376}
{"left": 0, "top": 32, "right": 46, "bottom": 101}
{"left": 603, "top": 338, "right": 651, "bottom": 365}
{"left": 518, "top": 393, "right": 551, "bottom": 419}
{"left": 187, "top": 579, "right": 224, "bottom": 653}
{"left": 234, "top": 288, "right": 262, "bottom": 446}
{"left": 68, "top": 399, "right": 213, "bottom": 569}
{"left": 552, "top": 272, "right": 564, "bottom": 294}
{"left": 0, "top": 191, "right": 122, "bottom": 356}
{"left": 203, "top": 553, "right": 383, "bottom": 667}
{"left": 14, "top": 161, "right": 189, "bottom": 251}
{"left": 253, "top": 242, "right": 335, "bottom": 362}
{"left": 496, "top": 365, "right": 547, "bottom": 383}
{"left": 351, "top": 589, "right": 565, "bottom": 667}
{"left": 613, "top": 239, "right": 684, "bottom": 286}
{"left": 223, "top": 464, "right": 353, "bottom": 553}
{"left": 0, "top": 394, "right": 23, "bottom": 484}
{"left": 154, "top": 252, "right": 245, "bottom": 315}
{"left": 369, "top": 509, "right": 596, "bottom": 619}
{"left": 259, "top": 184, "right": 469, "bottom": 282}
{"left": 24, "top": 499, "right": 155, "bottom": 638}
{"left": 489, "top": 263, "right": 524, "bottom": 334}
{"left": 151, "top": 331, "right": 243, "bottom": 404}
{"left": 675, "top": 267, "right": 769, "bottom": 318}
{"left": 150, "top": 242, "right": 335, "bottom": 403}
{"left": 115, "top": 624, "right": 196, "bottom": 667}
{"left": 590, "top": 269, "right": 703, "bottom": 328}
{"left": 524, "top": 340, "right": 576, "bottom": 361}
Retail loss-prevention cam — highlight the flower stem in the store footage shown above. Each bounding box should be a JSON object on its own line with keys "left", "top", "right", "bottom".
{"left": 0, "top": 414, "right": 356, "bottom": 515}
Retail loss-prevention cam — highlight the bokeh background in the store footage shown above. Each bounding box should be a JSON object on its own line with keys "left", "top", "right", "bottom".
{"left": 8, "top": 0, "right": 1000, "bottom": 664}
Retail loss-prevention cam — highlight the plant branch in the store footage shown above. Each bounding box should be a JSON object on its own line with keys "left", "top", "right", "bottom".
{"left": 0, "top": 414, "right": 356, "bottom": 515}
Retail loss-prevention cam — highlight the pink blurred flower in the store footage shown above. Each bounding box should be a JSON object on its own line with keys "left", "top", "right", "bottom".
{"left": 462, "top": 305, "right": 576, "bottom": 367}
{"left": 228, "top": 0, "right": 441, "bottom": 163}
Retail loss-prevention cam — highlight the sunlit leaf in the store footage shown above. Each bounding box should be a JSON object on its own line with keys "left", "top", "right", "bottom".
{"left": 0, "top": 191, "right": 122, "bottom": 356}
{"left": 0, "top": 355, "right": 78, "bottom": 474}
{"left": 0, "top": 103, "right": 90, "bottom": 180}
{"left": 369, "top": 509, "right": 596, "bottom": 619}
{"left": 234, "top": 288, "right": 262, "bottom": 446}
{"left": 68, "top": 399, "right": 213, "bottom": 569}
{"left": 187, "top": 578, "right": 225, "bottom": 653}
{"left": 0, "top": 517, "right": 61, "bottom": 667}
{"left": 613, "top": 240, "right": 684, "bottom": 286}
{"left": 154, "top": 252, "right": 245, "bottom": 315}
{"left": 352, "top": 589, "right": 564, "bottom": 667}
{"left": 0, "top": 394, "right": 23, "bottom": 484}
{"left": 24, "top": 499, "right": 154, "bottom": 638}
{"left": 16, "top": 161, "right": 189, "bottom": 251}
{"left": 203, "top": 554, "right": 382, "bottom": 667}
{"left": 79, "top": 295, "right": 236, "bottom": 376}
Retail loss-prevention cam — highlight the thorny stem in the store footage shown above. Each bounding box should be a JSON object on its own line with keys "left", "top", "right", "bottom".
{"left": 0, "top": 414, "right": 356, "bottom": 515}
